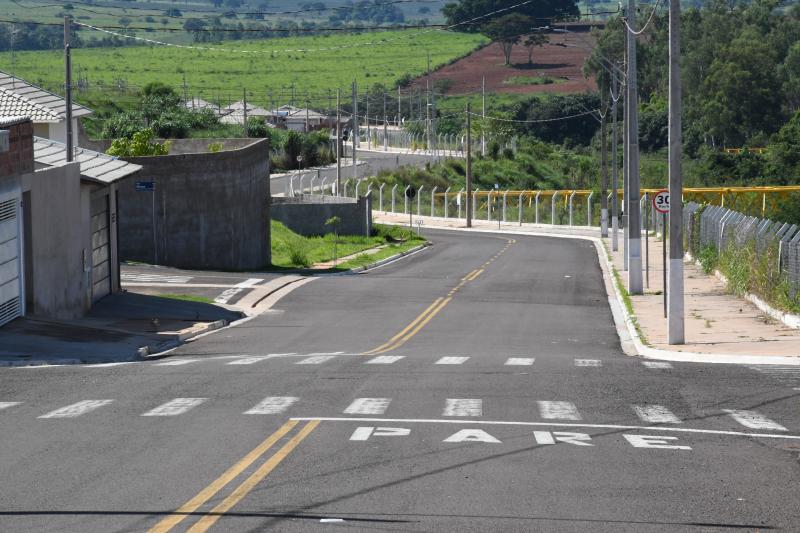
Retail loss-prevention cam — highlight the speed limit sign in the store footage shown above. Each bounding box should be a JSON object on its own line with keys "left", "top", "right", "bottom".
{"left": 653, "top": 189, "right": 670, "bottom": 214}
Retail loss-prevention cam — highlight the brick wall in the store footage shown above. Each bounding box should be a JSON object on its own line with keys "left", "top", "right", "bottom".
{"left": 0, "top": 118, "right": 34, "bottom": 178}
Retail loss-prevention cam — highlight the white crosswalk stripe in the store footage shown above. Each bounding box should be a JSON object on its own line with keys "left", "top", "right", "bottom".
{"left": 0, "top": 401, "right": 21, "bottom": 411}
{"left": 505, "top": 358, "right": 535, "bottom": 366}
{"left": 121, "top": 273, "right": 193, "bottom": 283}
{"left": 435, "top": 357, "right": 470, "bottom": 365}
{"left": 344, "top": 398, "right": 391, "bottom": 415}
{"left": 296, "top": 355, "right": 336, "bottom": 365}
{"left": 538, "top": 401, "right": 582, "bottom": 420}
{"left": 154, "top": 359, "right": 199, "bottom": 366}
{"left": 84, "top": 362, "right": 134, "bottom": 368}
{"left": 748, "top": 366, "right": 800, "bottom": 386}
{"left": 632, "top": 404, "right": 681, "bottom": 424}
{"left": 227, "top": 356, "right": 275, "bottom": 365}
{"left": 575, "top": 359, "right": 602, "bottom": 367}
{"left": 642, "top": 361, "right": 673, "bottom": 369}
{"left": 365, "top": 356, "right": 405, "bottom": 364}
{"left": 443, "top": 398, "right": 482, "bottom": 417}
{"left": 142, "top": 398, "right": 207, "bottom": 417}
{"left": 723, "top": 409, "right": 787, "bottom": 431}
{"left": 245, "top": 396, "right": 299, "bottom": 415}
{"left": 38, "top": 400, "right": 114, "bottom": 419}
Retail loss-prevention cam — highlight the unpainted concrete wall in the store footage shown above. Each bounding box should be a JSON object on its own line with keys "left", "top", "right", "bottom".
{"left": 22, "top": 162, "right": 87, "bottom": 319}
{"left": 271, "top": 195, "right": 371, "bottom": 237}
{"left": 117, "top": 138, "right": 270, "bottom": 270}
{"left": 80, "top": 137, "right": 256, "bottom": 155}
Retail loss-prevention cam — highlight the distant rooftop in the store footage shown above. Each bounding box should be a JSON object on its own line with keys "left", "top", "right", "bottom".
{"left": 33, "top": 137, "right": 141, "bottom": 184}
{"left": 0, "top": 71, "right": 92, "bottom": 122}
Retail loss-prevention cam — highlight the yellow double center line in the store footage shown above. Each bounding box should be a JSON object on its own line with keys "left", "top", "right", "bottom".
{"left": 150, "top": 419, "right": 319, "bottom": 533}
{"left": 362, "top": 238, "right": 515, "bottom": 356}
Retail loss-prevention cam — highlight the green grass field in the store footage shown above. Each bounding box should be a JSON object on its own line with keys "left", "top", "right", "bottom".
{"left": 0, "top": 29, "right": 487, "bottom": 110}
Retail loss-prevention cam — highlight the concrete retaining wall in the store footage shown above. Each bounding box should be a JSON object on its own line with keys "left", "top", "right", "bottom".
{"left": 117, "top": 138, "right": 270, "bottom": 270}
{"left": 272, "top": 195, "right": 371, "bottom": 237}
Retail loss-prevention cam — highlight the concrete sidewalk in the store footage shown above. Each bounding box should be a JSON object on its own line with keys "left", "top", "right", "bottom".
{"left": 0, "top": 292, "right": 242, "bottom": 366}
{"left": 374, "top": 211, "right": 800, "bottom": 363}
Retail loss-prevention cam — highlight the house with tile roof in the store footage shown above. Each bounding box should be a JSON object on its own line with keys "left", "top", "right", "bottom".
{"left": 0, "top": 71, "right": 92, "bottom": 148}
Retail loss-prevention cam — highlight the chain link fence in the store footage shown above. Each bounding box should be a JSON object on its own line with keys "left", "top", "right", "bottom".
{"left": 685, "top": 202, "right": 800, "bottom": 299}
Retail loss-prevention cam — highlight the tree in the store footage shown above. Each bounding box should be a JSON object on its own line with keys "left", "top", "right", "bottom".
{"left": 118, "top": 17, "right": 132, "bottom": 28}
{"left": 106, "top": 129, "right": 170, "bottom": 157}
{"left": 523, "top": 32, "right": 548, "bottom": 65}
{"left": 482, "top": 14, "right": 533, "bottom": 66}
{"left": 442, "top": 0, "right": 578, "bottom": 32}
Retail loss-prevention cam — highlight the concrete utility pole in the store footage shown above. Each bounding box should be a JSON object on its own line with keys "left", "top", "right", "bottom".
{"left": 466, "top": 102, "right": 473, "bottom": 228}
{"left": 397, "top": 86, "right": 401, "bottom": 126}
{"left": 305, "top": 99, "right": 309, "bottom": 133}
{"left": 600, "top": 93, "right": 608, "bottom": 238}
{"left": 383, "top": 91, "right": 388, "bottom": 152}
{"left": 182, "top": 73, "right": 188, "bottom": 106}
{"left": 611, "top": 66, "right": 620, "bottom": 251}
{"left": 64, "top": 16, "right": 73, "bottom": 162}
{"left": 242, "top": 88, "right": 248, "bottom": 137}
{"left": 481, "top": 75, "right": 486, "bottom": 156}
{"left": 668, "top": 0, "right": 684, "bottom": 344}
{"left": 622, "top": 33, "right": 629, "bottom": 271}
{"left": 626, "top": 0, "right": 643, "bottom": 294}
{"left": 426, "top": 74, "right": 431, "bottom": 152}
{"left": 336, "top": 88, "right": 341, "bottom": 196}
{"left": 353, "top": 80, "right": 359, "bottom": 148}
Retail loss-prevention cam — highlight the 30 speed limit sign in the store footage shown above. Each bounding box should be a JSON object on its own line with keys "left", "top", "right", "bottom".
{"left": 653, "top": 190, "right": 670, "bottom": 214}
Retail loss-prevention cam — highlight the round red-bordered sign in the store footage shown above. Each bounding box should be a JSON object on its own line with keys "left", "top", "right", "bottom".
{"left": 653, "top": 189, "right": 670, "bottom": 214}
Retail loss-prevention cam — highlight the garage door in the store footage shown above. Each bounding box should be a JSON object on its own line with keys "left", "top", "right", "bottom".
{"left": 90, "top": 193, "right": 111, "bottom": 303}
{"left": 0, "top": 193, "right": 22, "bottom": 326}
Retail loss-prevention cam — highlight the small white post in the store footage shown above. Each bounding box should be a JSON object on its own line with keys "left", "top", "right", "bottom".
{"left": 487, "top": 190, "right": 492, "bottom": 221}
{"left": 444, "top": 187, "right": 451, "bottom": 218}
{"left": 343, "top": 179, "right": 351, "bottom": 198}
{"left": 417, "top": 185, "right": 424, "bottom": 215}
{"left": 535, "top": 191, "right": 541, "bottom": 224}
{"left": 503, "top": 190, "right": 509, "bottom": 223}
{"left": 472, "top": 188, "right": 479, "bottom": 220}
{"left": 309, "top": 175, "right": 317, "bottom": 194}
{"left": 518, "top": 192, "right": 524, "bottom": 225}
{"left": 551, "top": 191, "right": 559, "bottom": 225}
{"left": 431, "top": 186, "right": 438, "bottom": 217}
{"left": 404, "top": 185, "right": 410, "bottom": 214}
{"left": 391, "top": 184, "right": 398, "bottom": 213}
{"left": 379, "top": 183, "right": 385, "bottom": 211}
{"left": 458, "top": 188, "right": 464, "bottom": 219}
{"left": 587, "top": 191, "right": 594, "bottom": 227}
{"left": 321, "top": 178, "right": 328, "bottom": 196}
{"left": 569, "top": 191, "right": 576, "bottom": 226}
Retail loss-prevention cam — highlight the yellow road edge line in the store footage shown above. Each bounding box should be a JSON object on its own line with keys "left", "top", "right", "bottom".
{"left": 148, "top": 420, "right": 298, "bottom": 533}
{"left": 186, "top": 420, "right": 320, "bottom": 533}
{"left": 361, "top": 297, "right": 443, "bottom": 355}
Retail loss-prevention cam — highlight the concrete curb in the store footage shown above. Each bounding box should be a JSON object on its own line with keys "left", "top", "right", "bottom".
{"left": 348, "top": 242, "right": 431, "bottom": 273}
{"left": 377, "top": 221, "right": 800, "bottom": 366}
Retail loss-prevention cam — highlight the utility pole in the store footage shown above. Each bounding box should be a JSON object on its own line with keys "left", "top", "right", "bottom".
{"left": 353, "top": 80, "right": 359, "bottom": 148}
{"left": 64, "top": 15, "right": 73, "bottom": 162}
{"left": 600, "top": 90, "right": 608, "bottom": 238}
{"left": 466, "top": 102, "right": 473, "bottom": 229}
{"left": 668, "top": 0, "right": 684, "bottom": 344}
{"left": 397, "top": 86, "right": 401, "bottom": 126}
{"left": 366, "top": 97, "right": 370, "bottom": 149}
{"left": 626, "top": 0, "right": 643, "bottom": 294}
{"left": 336, "top": 89, "right": 341, "bottom": 196}
{"left": 481, "top": 75, "right": 486, "bottom": 156}
{"left": 623, "top": 39, "right": 629, "bottom": 271}
{"left": 383, "top": 91, "right": 388, "bottom": 152}
{"left": 426, "top": 52, "right": 432, "bottom": 152}
{"left": 305, "top": 98, "right": 309, "bottom": 133}
{"left": 182, "top": 73, "right": 188, "bottom": 106}
{"left": 611, "top": 66, "right": 620, "bottom": 251}
{"left": 242, "top": 88, "right": 248, "bottom": 137}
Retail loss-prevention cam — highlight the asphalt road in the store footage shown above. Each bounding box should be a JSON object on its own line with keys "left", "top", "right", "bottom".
{"left": 270, "top": 148, "right": 447, "bottom": 196}
{"left": 1, "top": 229, "right": 799, "bottom": 532}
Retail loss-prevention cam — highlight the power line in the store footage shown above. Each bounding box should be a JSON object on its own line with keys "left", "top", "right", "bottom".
{"left": 467, "top": 109, "right": 598, "bottom": 123}
{"left": 622, "top": 0, "right": 664, "bottom": 36}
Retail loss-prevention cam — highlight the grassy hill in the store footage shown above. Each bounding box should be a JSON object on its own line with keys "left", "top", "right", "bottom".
{"left": 0, "top": 29, "right": 486, "bottom": 111}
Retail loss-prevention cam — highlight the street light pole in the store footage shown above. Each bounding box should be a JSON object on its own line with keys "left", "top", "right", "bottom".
{"left": 626, "top": 0, "right": 643, "bottom": 294}
{"left": 64, "top": 15, "right": 73, "bottom": 162}
{"left": 668, "top": 0, "right": 684, "bottom": 344}
{"left": 466, "top": 102, "right": 473, "bottom": 229}
{"left": 336, "top": 88, "right": 341, "bottom": 196}
{"left": 611, "top": 66, "right": 619, "bottom": 251}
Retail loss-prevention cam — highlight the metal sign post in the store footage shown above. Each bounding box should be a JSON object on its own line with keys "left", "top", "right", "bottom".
{"left": 653, "top": 190, "right": 670, "bottom": 318}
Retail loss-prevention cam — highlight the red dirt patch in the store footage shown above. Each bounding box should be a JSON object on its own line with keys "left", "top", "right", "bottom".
{"left": 409, "top": 32, "right": 597, "bottom": 95}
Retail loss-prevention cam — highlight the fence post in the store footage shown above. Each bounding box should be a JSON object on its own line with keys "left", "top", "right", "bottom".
{"left": 503, "top": 190, "right": 509, "bottom": 223}
{"left": 552, "top": 191, "right": 559, "bottom": 225}
{"left": 404, "top": 185, "right": 410, "bottom": 214}
{"left": 587, "top": 191, "right": 594, "bottom": 227}
{"left": 473, "top": 188, "right": 479, "bottom": 220}
{"left": 444, "top": 187, "right": 451, "bottom": 218}
{"left": 391, "top": 184, "right": 398, "bottom": 213}
{"left": 417, "top": 185, "right": 424, "bottom": 216}
{"left": 379, "top": 183, "right": 385, "bottom": 211}
{"left": 431, "top": 186, "right": 438, "bottom": 217}
{"left": 487, "top": 191, "right": 492, "bottom": 221}
{"left": 519, "top": 192, "right": 524, "bottom": 225}
{"left": 343, "top": 179, "right": 351, "bottom": 198}
{"left": 458, "top": 188, "right": 464, "bottom": 219}
{"left": 535, "top": 191, "right": 541, "bottom": 224}
{"left": 310, "top": 175, "right": 317, "bottom": 194}
{"left": 569, "top": 191, "right": 576, "bottom": 226}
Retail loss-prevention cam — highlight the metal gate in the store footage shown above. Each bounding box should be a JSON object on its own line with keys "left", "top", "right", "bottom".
{"left": 0, "top": 192, "right": 22, "bottom": 326}
{"left": 90, "top": 193, "right": 111, "bottom": 303}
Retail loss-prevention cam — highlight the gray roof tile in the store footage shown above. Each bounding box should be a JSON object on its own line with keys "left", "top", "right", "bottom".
{"left": 0, "top": 70, "right": 92, "bottom": 120}
{"left": 34, "top": 137, "right": 141, "bottom": 184}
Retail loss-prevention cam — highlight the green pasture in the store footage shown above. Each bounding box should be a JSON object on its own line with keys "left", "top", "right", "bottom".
{"left": 0, "top": 29, "right": 487, "bottom": 109}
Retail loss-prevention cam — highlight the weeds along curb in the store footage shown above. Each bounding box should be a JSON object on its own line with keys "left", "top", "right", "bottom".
{"left": 348, "top": 242, "right": 431, "bottom": 274}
